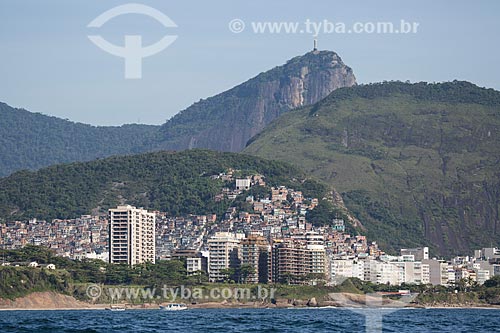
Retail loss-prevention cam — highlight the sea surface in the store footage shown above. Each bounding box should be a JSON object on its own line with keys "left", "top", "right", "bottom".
{"left": 0, "top": 308, "right": 499, "bottom": 332}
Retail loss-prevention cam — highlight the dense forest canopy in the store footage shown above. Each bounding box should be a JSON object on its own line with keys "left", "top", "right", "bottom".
{"left": 0, "top": 149, "right": 328, "bottom": 222}
{"left": 0, "top": 102, "right": 159, "bottom": 177}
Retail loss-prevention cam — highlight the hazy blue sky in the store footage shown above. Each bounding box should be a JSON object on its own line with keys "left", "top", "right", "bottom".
{"left": 1, "top": 0, "right": 499, "bottom": 125}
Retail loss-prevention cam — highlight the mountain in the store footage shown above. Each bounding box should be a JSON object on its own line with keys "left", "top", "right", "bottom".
{"left": 156, "top": 50, "right": 356, "bottom": 152}
{"left": 0, "top": 102, "right": 159, "bottom": 177}
{"left": 0, "top": 149, "right": 332, "bottom": 222}
{"left": 244, "top": 81, "right": 500, "bottom": 255}
{"left": 0, "top": 50, "right": 355, "bottom": 177}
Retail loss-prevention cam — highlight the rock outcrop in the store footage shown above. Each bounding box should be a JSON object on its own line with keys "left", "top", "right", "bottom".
{"left": 0, "top": 50, "right": 356, "bottom": 176}
{"left": 157, "top": 50, "right": 356, "bottom": 152}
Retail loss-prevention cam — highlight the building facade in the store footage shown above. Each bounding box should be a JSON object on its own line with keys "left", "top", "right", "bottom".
{"left": 207, "top": 232, "right": 242, "bottom": 282}
{"left": 400, "top": 247, "right": 429, "bottom": 261}
{"left": 241, "top": 235, "right": 270, "bottom": 283}
{"left": 109, "top": 205, "right": 155, "bottom": 265}
{"left": 423, "top": 259, "right": 450, "bottom": 286}
{"left": 171, "top": 249, "right": 208, "bottom": 275}
{"left": 330, "top": 259, "right": 365, "bottom": 284}
{"left": 270, "top": 233, "right": 327, "bottom": 284}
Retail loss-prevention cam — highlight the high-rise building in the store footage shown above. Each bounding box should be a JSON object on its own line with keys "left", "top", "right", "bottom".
{"left": 208, "top": 232, "right": 243, "bottom": 282}
{"left": 241, "top": 235, "right": 270, "bottom": 283}
{"left": 306, "top": 233, "right": 327, "bottom": 277}
{"left": 269, "top": 233, "right": 327, "bottom": 284}
{"left": 423, "top": 259, "right": 450, "bottom": 286}
{"left": 109, "top": 205, "right": 155, "bottom": 265}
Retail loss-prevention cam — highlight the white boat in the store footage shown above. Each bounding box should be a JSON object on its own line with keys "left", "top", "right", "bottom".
{"left": 105, "top": 305, "right": 126, "bottom": 311}
{"left": 159, "top": 303, "right": 188, "bottom": 311}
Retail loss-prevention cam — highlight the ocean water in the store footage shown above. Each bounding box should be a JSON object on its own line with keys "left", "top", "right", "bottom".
{"left": 0, "top": 308, "right": 499, "bottom": 333}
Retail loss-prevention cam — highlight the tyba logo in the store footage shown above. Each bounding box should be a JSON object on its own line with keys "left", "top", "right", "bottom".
{"left": 88, "top": 3, "right": 177, "bottom": 79}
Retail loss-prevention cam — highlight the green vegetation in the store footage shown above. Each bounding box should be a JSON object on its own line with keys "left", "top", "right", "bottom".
{"left": 335, "top": 277, "right": 500, "bottom": 306}
{"left": 0, "top": 246, "right": 200, "bottom": 300}
{"left": 307, "top": 200, "right": 343, "bottom": 226}
{"left": 219, "top": 265, "right": 256, "bottom": 284}
{"left": 245, "top": 81, "right": 500, "bottom": 255}
{"left": 0, "top": 266, "right": 70, "bottom": 300}
{"left": 0, "top": 246, "right": 333, "bottom": 302}
{"left": 0, "top": 102, "right": 159, "bottom": 177}
{"left": 2, "top": 246, "right": 500, "bottom": 306}
{"left": 412, "top": 276, "right": 500, "bottom": 306}
{"left": 0, "top": 149, "right": 329, "bottom": 221}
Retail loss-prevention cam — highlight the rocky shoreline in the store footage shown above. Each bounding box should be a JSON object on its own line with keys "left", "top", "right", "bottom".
{"left": 1, "top": 292, "right": 499, "bottom": 311}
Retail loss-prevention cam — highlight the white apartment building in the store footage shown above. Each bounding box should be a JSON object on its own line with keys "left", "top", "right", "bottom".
{"left": 186, "top": 257, "right": 204, "bottom": 275}
{"left": 365, "top": 260, "right": 402, "bottom": 285}
{"left": 330, "top": 259, "right": 365, "bottom": 284}
{"left": 109, "top": 205, "right": 155, "bottom": 265}
{"left": 392, "top": 261, "right": 430, "bottom": 285}
{"left": 208, "top": 232, "right": 243, "bottom": 282}
{"left": 306, "top": 233, "right": 327, "bottom": 277}
{"left": 481, "top": 247, "right": 500, "bottom": 260}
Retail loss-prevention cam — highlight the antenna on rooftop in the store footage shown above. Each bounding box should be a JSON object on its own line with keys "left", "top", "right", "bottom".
{"left": 313, "top": 38, "right": 318, "bottom": 51}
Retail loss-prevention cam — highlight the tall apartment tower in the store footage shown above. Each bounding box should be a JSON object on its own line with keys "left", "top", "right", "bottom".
{"left": 270, "top": 233, "right": 327, "bottom": 284}
{"left": 207, "top": 232, "right": 242, "bottom": 282}
{"left": 241, "top": 235, "right": 270, "bottom": 283}
{"left": 109, "top": 205, "right": 155, "bottom": 265}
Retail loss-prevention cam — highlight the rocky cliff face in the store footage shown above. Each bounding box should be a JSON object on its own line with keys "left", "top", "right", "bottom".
{"left": 157, "top": 50, "right": 356, "bottom": 152}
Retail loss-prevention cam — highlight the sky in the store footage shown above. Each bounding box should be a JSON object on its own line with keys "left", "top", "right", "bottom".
{"left": 0, "top": 0, "right": 499, "bottom": 126}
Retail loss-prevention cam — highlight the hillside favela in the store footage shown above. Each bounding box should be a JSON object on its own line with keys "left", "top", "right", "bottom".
{"left": 1, "top": 1, "right": 500, "bottom": 332}
{"left": 3, "top": 171, "right": 499, "bottom": 288}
